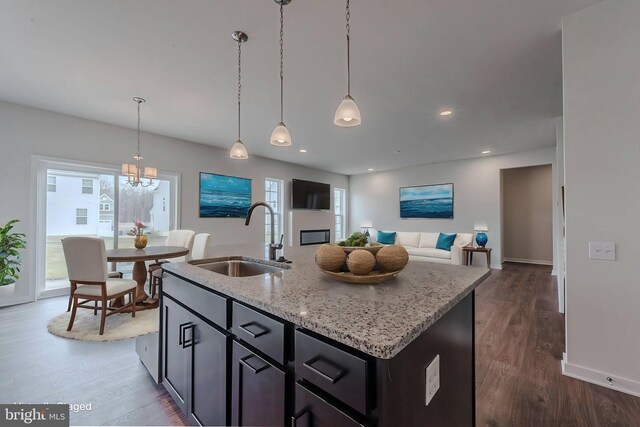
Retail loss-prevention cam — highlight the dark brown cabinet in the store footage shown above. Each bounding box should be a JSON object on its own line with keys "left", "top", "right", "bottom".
{"left": 162, "top": 296, "right": 189, "bottom": 413}
{"left": 162, "top": 294, "right": 229, "bottom": 426}
{"left": 293, "top": 383, "right": 364, "bottom": 427}
{"left": 188, "top": 313, "right": 228, "bottom": 427}
{"left": 231, "top": 340, "right": 286, "bottom": 426}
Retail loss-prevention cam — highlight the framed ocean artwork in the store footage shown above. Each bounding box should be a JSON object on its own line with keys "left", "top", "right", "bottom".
{"left": 399, "top": 183, "right": 454, "bottom": 219}
{"left": 199, "top": 172, "right": 252, "bottom": 218}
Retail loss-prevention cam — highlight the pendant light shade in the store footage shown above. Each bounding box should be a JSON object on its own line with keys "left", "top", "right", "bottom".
{"left": 270, "top": 122, "right": 292, "bottom": 146}
{"left": 335, "top": 0, "right": 361, "bottom": 127}
{"left": 334, "top": 95, "right": 361, "bottom": 127}
{"left": 230, "top": 31, "right": 249, "bottom": 160}
{"left": 271, "top": 0, "right": 292, "bottom": 147}
{"left": 230, "top": 140, "right": 249, "bottom": 160}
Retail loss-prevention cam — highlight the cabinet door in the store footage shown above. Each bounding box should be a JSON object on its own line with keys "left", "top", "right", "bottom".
{"left": 162, "top": 297, "right": 190, "bottom": 414}
{"left": 188, "top": 313, "right": 229, "bottom": 427}
{"left": 293, "top": 383, "right": 364, "bottom": 427}
{"left": 231, "top": 341, "right": 285, "bottom": 426}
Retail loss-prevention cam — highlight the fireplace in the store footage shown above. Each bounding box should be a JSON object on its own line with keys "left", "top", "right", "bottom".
{"left": 300, "top": 229, "right": 331, "bottom": 246}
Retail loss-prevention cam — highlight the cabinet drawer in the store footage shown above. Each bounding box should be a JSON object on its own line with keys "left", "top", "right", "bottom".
{"left": 231, "top": 302, "right": 285, "bottom": 364}
{"left": 163, "top": 273, "right": 228, "bottom": 329}
{"left": 293, "top": 382, "right": 364, "bottom": 427}
{"left": 295, "top": 330, "right": 369, "bottom": 415}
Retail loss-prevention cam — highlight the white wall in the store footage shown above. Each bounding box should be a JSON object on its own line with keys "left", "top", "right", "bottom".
{"left": 0, "top": 100, "right": 347, "bottom": 306}
{"left": 502, "top": 165, "right": 553, "bottom": 265}
{"left": 555, "top": 117, "right": 566, "bottom": 312}
{"left": 349, "top": 147, "right": 556, "bottom": 269}
{"left": 562, "top": 0, "right": 640, "bottom": 397}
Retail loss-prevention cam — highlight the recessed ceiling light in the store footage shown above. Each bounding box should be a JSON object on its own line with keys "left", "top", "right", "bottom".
{"left": 367, "top": 168, "right": 374, "bottom": 171}
{"left": 439, "top": 110, "right": 453, "bottom": 116}
{"left": 299, "top": 149, "right": 308, "bottom": 153}
{"left": 482, "top": 150, "right": 491, "bottom": 154}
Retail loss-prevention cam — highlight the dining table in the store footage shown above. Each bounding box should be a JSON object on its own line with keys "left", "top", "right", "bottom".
{"left": 106, "top": 246, "right": 190, "bottom": 311}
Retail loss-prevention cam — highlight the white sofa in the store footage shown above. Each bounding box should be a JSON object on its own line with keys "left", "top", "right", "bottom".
{"left": 375, "top": 231, "right": 474, "bottom": 265}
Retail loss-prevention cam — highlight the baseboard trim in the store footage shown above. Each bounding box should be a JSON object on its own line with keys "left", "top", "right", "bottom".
{"left": 503, "top": 257, "right": 553, "bottom": 266}
{"left": 562, "top": 354, "right": 640, "bottom": 398}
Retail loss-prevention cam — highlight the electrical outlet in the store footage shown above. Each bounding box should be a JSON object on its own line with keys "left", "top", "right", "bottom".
{"left": 589, "top": 242, "right": 616, "bottom": 261}
{"left": 425, "top": 354, "right": 440, "bottom": 406}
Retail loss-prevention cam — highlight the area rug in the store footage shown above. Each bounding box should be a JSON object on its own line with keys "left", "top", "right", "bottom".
{"left": 47, "top": 308, "right": 159, "bottom": 342}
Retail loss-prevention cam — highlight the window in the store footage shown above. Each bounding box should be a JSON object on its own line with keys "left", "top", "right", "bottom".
{"left": 82, "top": 179, "right": 94, "bottom": 194}
{"left": 76, "top": 208, "right": 88, "bottom": 225}
{"left": 265, "top": 178, "right": 284, "bottom": 245}
{"left": 334, "top": 188, "right": 346, "bottom": 241}
{"left": 99, "top": 203, "right": 111, "bottom": 211}
{"left": 47, "top": 176, "right": 56, "bottom": 192}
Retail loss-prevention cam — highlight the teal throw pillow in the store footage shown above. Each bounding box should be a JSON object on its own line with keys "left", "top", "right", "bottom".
{"left": 377, "top": 231, "right": 396, "bottom": 245}
{"left": 435, "top": 233, "right": 457, "bottom": 251}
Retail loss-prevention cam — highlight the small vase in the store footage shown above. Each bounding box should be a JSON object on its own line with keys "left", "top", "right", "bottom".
{"left": 475, "top": 232, "right": 488, "bottom": 248}
{"left": 134, "top": 235, "right": 148, "bottom": 250}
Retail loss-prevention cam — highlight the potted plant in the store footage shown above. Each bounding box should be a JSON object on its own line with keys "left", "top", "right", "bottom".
{"left": 128, "top": 220, "right": 147, "bottom": 249}
{"left": 0, "top": 220, "right": 27, "bottom": 287}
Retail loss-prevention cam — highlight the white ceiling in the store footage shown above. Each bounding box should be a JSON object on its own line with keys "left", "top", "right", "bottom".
{"left": 0, "top": 0, "right": 599, "bottom": 175}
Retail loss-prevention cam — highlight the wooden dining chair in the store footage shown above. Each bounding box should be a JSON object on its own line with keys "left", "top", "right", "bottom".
{"left": 148, "top": 229, "right": 195, "bottom": 297}
{"left": 62, "top": 237, "right": 138, "bottom": 335}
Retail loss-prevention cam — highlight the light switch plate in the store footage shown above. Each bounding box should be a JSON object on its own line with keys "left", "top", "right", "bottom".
{"left": 425, "top": 354, "right": 440, "bottom": 406}
{"left": 589, "top": 242, "right": 616, "bottom": 261}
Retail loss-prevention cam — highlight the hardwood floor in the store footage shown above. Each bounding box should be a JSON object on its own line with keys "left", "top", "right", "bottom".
{"left": 1, "top": 263, "right": 638, "bottom": 426}
{"left": 0, "top": 296, "right": 187, "bottom": 426}
{"left": 476, "top": 262, "right": 640, "bottom": 427}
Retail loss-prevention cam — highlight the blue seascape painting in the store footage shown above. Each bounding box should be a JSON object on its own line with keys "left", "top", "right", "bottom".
{"left": 200, "top": 172, "right": 252, "bottom": 218}
{"left": 400, "top": 183, "right": 454, "bottom": 219}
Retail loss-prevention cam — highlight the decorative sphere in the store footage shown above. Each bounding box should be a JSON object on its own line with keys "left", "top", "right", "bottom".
{"left": 346, "top": 250, "right": 376, "bottom": 275}
{"left": 315, "top": 244, "right": 347, "bottom": 272}
{"left": 376, "top": 245, "right": 409, "bottom": 272}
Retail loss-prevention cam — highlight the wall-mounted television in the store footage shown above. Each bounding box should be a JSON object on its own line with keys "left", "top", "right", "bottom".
{"left": 291, "top": 179, "right": 331, "bottom": 210}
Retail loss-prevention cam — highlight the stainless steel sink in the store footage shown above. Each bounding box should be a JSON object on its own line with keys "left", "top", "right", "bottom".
{"left": 196, "top": 260, "right": 285, "bottom": 277}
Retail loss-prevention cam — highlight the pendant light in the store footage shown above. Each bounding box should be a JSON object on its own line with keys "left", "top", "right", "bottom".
{"left": 334, "top": 0, "right": 361, "bottom": 127}
{"left": 122, "top": 97, "right": 158, "bottom": 187}
{"left": 230, "top": 31, "right": 249, "bottom": 160}
{"left": 270, "top": 0, "right": 292, "bottom": 147}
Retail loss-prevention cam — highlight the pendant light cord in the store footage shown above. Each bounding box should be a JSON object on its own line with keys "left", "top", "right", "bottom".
{"left": 279, "top": 3, "right": 285, "bottom": 123}
{"left": 136, "top": 100, "right": 141, "bottom": 157}
{"left": 237, "top": 40, "right": 242, "bottom": 141}
{"left": 346, "top": 0, "right": 351, "bottom": 96}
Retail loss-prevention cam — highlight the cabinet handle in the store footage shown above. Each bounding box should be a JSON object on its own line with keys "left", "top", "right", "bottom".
{"left": 291, "top": 410, "right": 311, "bottom": 427}
{"left": 179, "top": 322, "right": 193, "bottom": 348}
{"left": 303, "top": 356, "right": 347, "bottom": 384}
{"left": 182, "top": 325, "right": 195, "bottom": 349}
{"left": 239, "top": 354, "right": 270, "bottom": 374}
{"left": 238, "top": 321, "right": 270, "bottom": 338}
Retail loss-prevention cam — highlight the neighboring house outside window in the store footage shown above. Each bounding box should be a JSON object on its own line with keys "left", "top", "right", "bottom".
{"left": 334, "top": 188, "right": 346, "bottom": 241}
{"left": 47, "top": 176, "right": 56, "bottom": 192}
{"left": 99, "top": 203, "right": 111, "bottom": 211}
{"left": 82, "top": 178, "right": 94, "bottom": 194}
{"left": 265, "top": 178, "right": 284, "bottom": 245}
{"left": 76, "top": 208, "right": 88, "bottom": 225}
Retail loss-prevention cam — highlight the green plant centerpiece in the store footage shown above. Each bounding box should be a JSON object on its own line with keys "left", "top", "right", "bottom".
{"left": 0, "top": 220, "right": 27, "bottom": 287}
{"left": 335, "top": 232, "right": 382, "bottom": 255}
{"left": 337, "top": 231, "right": 368, "bottom": 247}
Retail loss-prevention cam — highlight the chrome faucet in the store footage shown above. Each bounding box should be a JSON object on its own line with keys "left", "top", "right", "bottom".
{"left": 245, "top": 201, "right": 283, "bottom": 261}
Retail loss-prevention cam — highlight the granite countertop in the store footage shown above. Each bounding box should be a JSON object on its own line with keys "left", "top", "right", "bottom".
{"left": 163, "top": 244, "right": 490, "bottom": 359}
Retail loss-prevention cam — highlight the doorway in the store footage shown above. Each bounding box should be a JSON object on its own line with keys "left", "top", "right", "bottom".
{"left": 500, "top": 165, "right": 553, "bottom": 267}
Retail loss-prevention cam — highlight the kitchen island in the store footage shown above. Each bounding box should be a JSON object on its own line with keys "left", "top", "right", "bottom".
{"left": 154, "top": 244, "right": 490, "bottom": 427}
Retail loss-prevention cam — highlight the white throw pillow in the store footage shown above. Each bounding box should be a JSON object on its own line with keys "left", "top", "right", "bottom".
{"left": 419, "top": 233, "right": 439, "bottom": 248}
{"left": 396, "top": 232, "right": 421, "bottom": 248}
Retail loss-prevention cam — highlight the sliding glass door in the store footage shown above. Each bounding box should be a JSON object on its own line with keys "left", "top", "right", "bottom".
{"left": 37, "top": 157, "right": 179, "bottom": 297}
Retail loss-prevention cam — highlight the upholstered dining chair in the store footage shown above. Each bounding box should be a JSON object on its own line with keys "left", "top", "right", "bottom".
{"left": 149, "top": 232, "right": 209, "bottom": 298}
{"left": 148, "top": 229, "right": 196, "bottom": 297}
{"left": 62, "top": 237, "right": 137, "bottom": 335}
